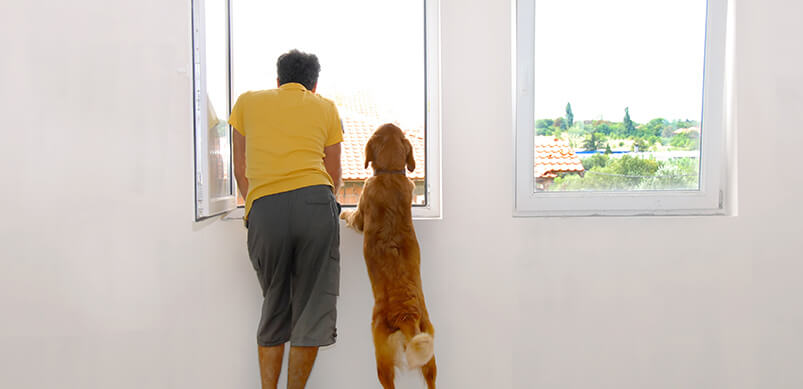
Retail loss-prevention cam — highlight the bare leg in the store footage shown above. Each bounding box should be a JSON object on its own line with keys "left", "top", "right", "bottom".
{"left": 258, "top": 344, "right": 285, "bottom": 389}
{"left": 287, "top": 346, "right": 319, "bottom": 389}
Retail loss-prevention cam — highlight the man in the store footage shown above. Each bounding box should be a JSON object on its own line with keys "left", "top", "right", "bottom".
{"left": 229, "top": 49, "right": 343, "bottom": 389}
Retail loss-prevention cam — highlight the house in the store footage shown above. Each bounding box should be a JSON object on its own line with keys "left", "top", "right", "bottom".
{"left": 534, "top": 136, "right": 585, "bottom": 191}
{"left": 332, "top": 94, "right": 427, "bottom": 204}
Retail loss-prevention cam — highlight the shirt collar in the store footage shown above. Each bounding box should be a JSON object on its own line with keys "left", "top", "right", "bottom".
{"left": 279, "top": 82, "right": 308, "bottom": 92}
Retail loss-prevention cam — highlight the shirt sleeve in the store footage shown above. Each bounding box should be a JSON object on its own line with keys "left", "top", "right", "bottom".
{"left": 325, "top": 103, "right": 344, "bottom": 146}
{"left": 228, "top": 93, "right": 247, "bottom": 135}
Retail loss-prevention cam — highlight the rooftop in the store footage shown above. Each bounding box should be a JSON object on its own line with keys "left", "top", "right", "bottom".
{"left": 534, "top": 136, "right": 585, "bottom": 178}
{"left": 332, "top": 94, "right": 426, "bottom": 181}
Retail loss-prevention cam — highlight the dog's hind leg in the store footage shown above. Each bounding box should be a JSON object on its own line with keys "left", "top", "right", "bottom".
{"left": 422, "top": 356, "right": 437, "bottom": 389}
{"left": 372, "top": 323, "right": 397, "bottom": 389}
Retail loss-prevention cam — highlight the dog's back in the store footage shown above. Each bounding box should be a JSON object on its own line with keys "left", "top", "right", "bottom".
{"left": 341, "top": 123, "right": 437, "bottom": 388}
{"left": 360, "top": 175, "right": 433, "bottom": 367}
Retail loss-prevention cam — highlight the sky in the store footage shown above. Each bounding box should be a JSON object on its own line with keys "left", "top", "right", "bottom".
{"left": 225, "top": 0, "right": 425, "bottom": 129}
{"left": 203, "top": 0, "right": 708, "bottom": 126}
{"left": 534, "top": 0, "right": 708, "bottom": 123}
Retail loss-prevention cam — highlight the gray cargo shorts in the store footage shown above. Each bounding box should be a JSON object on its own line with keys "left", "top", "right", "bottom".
{"left": 246, "top": 185, "right": 340, "bottom": 347}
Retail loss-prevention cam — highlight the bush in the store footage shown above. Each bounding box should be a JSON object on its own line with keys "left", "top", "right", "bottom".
{"left": 669, "top": 133, "right": 698, "bottom": 149}
{"left": 638, "top": 158, "right": 699, "bottom": 190}
{"left": 552, "top": 155, "right": 661, "bottom": 191}
{"left": 582, "top": 154, "right": 610, "bottom": 170}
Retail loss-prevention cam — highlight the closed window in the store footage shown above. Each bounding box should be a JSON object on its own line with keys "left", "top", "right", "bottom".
{"left": 514, "top": 0, "right": 729, "bottom": 215}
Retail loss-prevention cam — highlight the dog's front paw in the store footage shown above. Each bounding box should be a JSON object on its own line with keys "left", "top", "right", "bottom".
{"left": 340, "top": 210, "right": 364, "bottom": 232}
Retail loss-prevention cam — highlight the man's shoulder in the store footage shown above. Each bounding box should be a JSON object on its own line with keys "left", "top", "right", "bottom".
{"left": 311, "top": 94, "right": 339, "bottom": 112}
{"left": 249, "top": 89, "right": 281, "bottom": 98}
{"left": 240, "top": 89, "right": 281, "bottom": 98}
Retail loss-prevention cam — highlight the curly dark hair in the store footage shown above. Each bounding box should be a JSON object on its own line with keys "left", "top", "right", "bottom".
{"left": 276, "top": 49, "right": 321, "bottom": 91}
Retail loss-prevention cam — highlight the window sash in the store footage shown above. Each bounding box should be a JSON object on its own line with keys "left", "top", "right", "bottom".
{"left": 414, "top": 0, "right": 442, "bottom": 219}
{"left": 193, "top": 0, "right": 236, "bottom": 220}
{"left": 513, "top": 0, "right": 728, "bottom": 216}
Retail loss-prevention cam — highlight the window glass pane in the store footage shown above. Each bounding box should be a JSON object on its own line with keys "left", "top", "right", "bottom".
{"left": 204, "top": 0, "right": 232, "bottom": 201}
{"left": 232, "top": 0, "right": 426, "bottom": 205}
{"left": 533, "top": 0, "right": 706, "bottom": 192}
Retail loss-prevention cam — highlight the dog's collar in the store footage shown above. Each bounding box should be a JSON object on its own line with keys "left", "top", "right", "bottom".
{"left": 373, "top": 169, "right": 407, "bottom": 176}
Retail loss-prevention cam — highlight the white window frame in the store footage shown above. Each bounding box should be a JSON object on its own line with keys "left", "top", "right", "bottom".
{"left": 192, "top": 0, "right": 236, "bottom": 221}
{"left": 513, "top": 0, "right": 728, "bottom": 217}
{"left": 414, "top": 0, "right": 443, "bottom": 219}
{"left": 194, "top": 0, "right": 442, "bottom": 221}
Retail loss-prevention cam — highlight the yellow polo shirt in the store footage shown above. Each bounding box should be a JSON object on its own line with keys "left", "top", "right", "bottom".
{"left": 229, "top": 83, "right": 343, "bottom": 218}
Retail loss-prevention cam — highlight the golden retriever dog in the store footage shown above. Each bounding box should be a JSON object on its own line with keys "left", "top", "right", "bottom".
{"left": 340, "top": 123, "right": 437, "bottom": 389}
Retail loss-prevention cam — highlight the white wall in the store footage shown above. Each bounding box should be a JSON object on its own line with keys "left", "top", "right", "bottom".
{"left": 1, "top": 0, "right": 801, "bottom": 388}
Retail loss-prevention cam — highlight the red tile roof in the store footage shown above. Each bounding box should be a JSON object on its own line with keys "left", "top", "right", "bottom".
{"left": 332, "top": 95, "right": 426, "bottom": 180}
{"left": 534, "top": 136, "right": 584, "bottom": 178}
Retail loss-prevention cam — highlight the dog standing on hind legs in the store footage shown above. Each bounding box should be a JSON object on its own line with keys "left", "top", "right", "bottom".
{"left": 341, "top": 123, "right": 437, "bottom": 389}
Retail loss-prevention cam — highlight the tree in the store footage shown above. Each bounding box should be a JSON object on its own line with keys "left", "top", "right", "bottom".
{"left": 644, "top": 118, "right": 668, "bottom": 138}
{"left": 536, "top": 118, "right": 554, "bottom": 129}
{"left": 583, "top": 132, "right": 605, "bottom": 151}
{"left": 565, "top": 102, "right": 574, "bottom": 128}
{"left": 553, "top": 117, "right": 567, "bottom": 130}
{"left": 595, "top": 122, "right": 613, "bottom": 135}
{"left": 535, "top": 118, "right": 555, "bottom": 135}
{"left": 582, "top": 154, "right": 610, "bottom": 170}
{"left": 623, "top": 107, "right": 636, "bottom": 136}
{"left": 632, "top": 138, "right": 649, "bottom": 152}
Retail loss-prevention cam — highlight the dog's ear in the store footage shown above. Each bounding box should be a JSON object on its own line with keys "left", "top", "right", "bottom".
{"left": 364, "top": 137, "right": 374, "bottom": 169}
{"left": 404, "top": 138, "right": 415, "bottom": 172}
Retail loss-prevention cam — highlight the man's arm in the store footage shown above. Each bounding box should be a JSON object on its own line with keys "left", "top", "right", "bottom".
{"left": 323, "top": 142, "right": 342, "bottom": 195}
{"left": 233, "top": 130, "right": 248, "bottom": 199}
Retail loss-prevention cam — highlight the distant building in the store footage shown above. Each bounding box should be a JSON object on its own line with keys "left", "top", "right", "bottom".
{"left": 534, "top": 136, "right": 584, "bottom": 191}
{"left": 332, "top": 94, "right": 426, "bottom": 204}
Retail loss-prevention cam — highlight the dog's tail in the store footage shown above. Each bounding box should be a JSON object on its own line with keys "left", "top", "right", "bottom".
{"left": 391, "top": 314, "right": 434, "bottom": 368}
{"left": 404, "top": 332, "right": 434, "bottom": 368}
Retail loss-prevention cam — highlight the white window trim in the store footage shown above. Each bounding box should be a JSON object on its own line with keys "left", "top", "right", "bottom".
{"left": 206, "top": 0, "right": 442, "bottom": 221}
{"left": 414, "top": 0, "right": 443, "bottom": 219}
{"left": 513, "top": 0, "right": 729, "bottom": 217}
{"left": 192, "top": 0, "right": 236, "bottom": 221}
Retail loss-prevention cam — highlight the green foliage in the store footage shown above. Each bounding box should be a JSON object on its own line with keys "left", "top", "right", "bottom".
{"left": 632, "top": 138, "right": 649, "bottom": 152}
{"left": 669, "top": 133, "right": 697, "bottom": 149}
{"left": 554, "top": 117, "right": 567, "bottom": 130}
{"left": 623, "top": 107, "right": 636, "bottom": 136}
{"left": 536, "top": 119, "right": 554, "bottom": 129}
{"left": 638, "top": 158, "right": 699, "bottom": 190}
{"left": 565, "top": 102, "right": 574, "bottom": 128}
{"left": 536, "top": 127, "right": 554, "bottom": 136}
{"left": 583, "top": 132, "right": 606, "bottom": 151}
{"left": 552, "top": 155, "right": 662, "bottom": 191}
{"left": 595, "top": 121, "right": 613, "bottom": 135}
{"left": 535, "top": 118, "right": 554, "bottom": 135}
{"left": 581, "top": 154, "right": 610, "bottom": 170}
{"left": 642, "top": 118, "right": 668, "bottom": 138}
{"left": 552, "top": 157, "right": 699, "bottom": 191}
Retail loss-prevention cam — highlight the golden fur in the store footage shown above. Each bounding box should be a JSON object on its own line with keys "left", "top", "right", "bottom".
{"left": 341, "top": 123, "right": 437, "bottom": 389}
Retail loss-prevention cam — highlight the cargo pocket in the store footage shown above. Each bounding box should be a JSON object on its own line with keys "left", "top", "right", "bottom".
{"left": 327, "top": 199, "right": 341, "bottom": 296}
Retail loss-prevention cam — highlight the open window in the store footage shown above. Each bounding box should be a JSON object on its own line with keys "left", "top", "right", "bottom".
{"left": 192, "top": 0, "right": 235, "bottom": 220}
{"left": 193, "top": 0, "right": 442, "bottom": 220}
